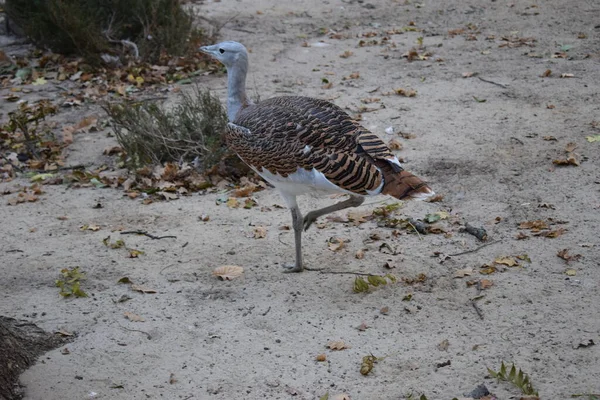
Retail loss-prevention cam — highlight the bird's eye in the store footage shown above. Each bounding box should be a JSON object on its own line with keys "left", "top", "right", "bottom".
{"left": 219, "top": 48, "right": 225, "bottom": 54}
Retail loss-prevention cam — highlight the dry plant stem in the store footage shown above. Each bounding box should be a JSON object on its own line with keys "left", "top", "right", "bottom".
{"left": 407, "top": 218, "right": 427, "bottom": 236}
{"left": 470, "top": 280, "right": 485, "bottom": 320}
{"left": 117, "top": 323, "right": 152, "bottom": 340}
{"left": 471, "top": 301, "right": 484, "bottom": 319}
{"left": 103, "top": 12, "right": 140, "bottom": 59}
{"left": 318, "top": 271, "right": 375, "bottom": 276}
{"left": 15, "top": 120, "right": 39, "bottom": 158}
{"left": 57, "top": 164, "right": 89, "bottom": 171}
{"left": 120, "top": 230, "right": 177, "bottom": 240}
{"left": 1, "top": 155, "right": 24, "bottom": 173}
{"left": 477, "top": 76, "right": 509, "bottom": 88}
{"left": 278, "top": 232, "right": 290, "bottom": 246}
{"left": 449, "top": 240, "right": 500, "bottom": 257}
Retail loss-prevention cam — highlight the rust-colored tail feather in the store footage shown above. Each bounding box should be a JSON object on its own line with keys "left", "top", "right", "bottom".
{"left": 376, "top": 161, "right": 434, "bottom": 200}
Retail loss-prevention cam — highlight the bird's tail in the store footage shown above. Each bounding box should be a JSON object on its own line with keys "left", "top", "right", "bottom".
{"left": 377, "top": 161, "right": 435, "bottom": 200}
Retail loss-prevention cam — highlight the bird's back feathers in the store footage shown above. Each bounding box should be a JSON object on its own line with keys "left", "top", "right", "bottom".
{"left": 227, "top": 96, "right": 432, "bottom": 199}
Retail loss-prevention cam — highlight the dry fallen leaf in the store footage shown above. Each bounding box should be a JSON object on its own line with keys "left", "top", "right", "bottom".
{"left": 159, "top": 191, "right": 179, "bottom": 201}
{"left": 124, "top": 311, "right": 145, "bottom": 322}
{"left": 479, "top": 265, "right": 498, "bottom": 275}
{"left": 479, "top": 279, "right": 494, "bottom": 289}
{"left": 565, "top": 268, "right": 577, "bottom": 276}
{"left": 519, "top": 220, "right": 548, "bottom": 231}
{"left": 494, "top": 257, "right": 518, "bottom": 267}
{"left": 516, "top": 231, "right": 529, "bottom": 240}
{"left": 536, "top": 227, "right": 567, "bottom": 238}
{"left": 316, "top": 354, "right": 327, "bottom": 362}
{"left": 213, "top": 265, "right": 244, "bottom": 280}
{"left": 387, "top": 138, "right": 403, "bottom": 150}
{"left": 557, "top": 248, "right": 581, "bottom": 263}
{"left": 565, "top": 142, "right": 577, "bottom": 152}
{"left": 103, "top": 146, "right": 123, "bottom": 156}
{"left": 346, "top": 210, "right": 372, "bottom": 225}
{"left": 357, "top": 322, "right": 369, "bottom": 331}
{"left": 427, "top": 194, "right": 444, "bottom": 202}
{"left": 131, "top": 285, "right": 157, "bottom": 294}
{"left": 327, "top": 237, "right": 346, "bottom": 252}
{"left": 437, "top": 339, "right": 450, "bottom": 351}
{"left": 327, "top": 340, "right": 350, "bottom": 350}
{"left": 226, "top": 197, "right": 240, "bottom": 208}
{"left": 128, "top": 249, "right": 144, "bottom": 258}
{"left": 454, "top": 268, "right": 474, "bottom": 278}
{"left": 361, "top": 97, "right": 381, "bottom": 104}
{"left": 80, "top": 224, "right": 101, "bottom": 231}
{"left": 62, "top": 126, "right": 74, "bottom": 145}
{"left": 553, "top": 155, "right": 579, "bottom": 166}
{"left": 394, "top": 88, "right": 417, "bottom": 97}
{"left": 253, "top": 226, "right": 267, "bottom": 239}
{"left": 332, "top": 394, "right": 351, "bottom": 400}
{"left": 232, "top": 183, "right": 258, "bottom": 197}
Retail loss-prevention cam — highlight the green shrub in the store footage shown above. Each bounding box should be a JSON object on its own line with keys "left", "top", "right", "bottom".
{"left": 104, "top": 87, "right": 229, "bottom": 170}
{"left": 4, "top": 0, "right": 201, "bottom": 64}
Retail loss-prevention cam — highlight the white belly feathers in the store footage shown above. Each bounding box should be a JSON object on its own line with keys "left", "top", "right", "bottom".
{"left": 254, "top": 166, "right": 383, "bottom": 197}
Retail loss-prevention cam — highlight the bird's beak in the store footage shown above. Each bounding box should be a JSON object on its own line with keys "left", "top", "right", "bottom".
{"left": 199, "top": 44, "right": 217, "bottom": 56}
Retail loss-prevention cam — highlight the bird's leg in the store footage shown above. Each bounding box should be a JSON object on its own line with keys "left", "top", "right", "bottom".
{"left": 282, "top": 205, "right": 304, "bottom": 273}
{"left": 303, "top": 195, "right": 365, "bottom": 231}
{"left": 280, "top": 193, "right": 304, "bottom": 273}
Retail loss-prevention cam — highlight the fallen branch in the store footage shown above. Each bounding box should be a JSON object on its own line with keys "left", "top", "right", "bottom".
{"left": 120, "top": 230, "right": 177, "bottom": 240}
{"left": 407, "top": 218, "right": 427, "bottom": 236}
{"left": 57, "top": 164, "right": 90, "bottom": 171}
{"left": 465, "top": 222, "right": 488, "bottom": 241}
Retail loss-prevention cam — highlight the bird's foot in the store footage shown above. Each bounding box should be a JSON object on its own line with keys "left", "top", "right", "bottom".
{"left": 281, "top": 262, "right": 304, "bottom": 273}
{"left": 303, "top": 212, "right": 319, "bottom": 231}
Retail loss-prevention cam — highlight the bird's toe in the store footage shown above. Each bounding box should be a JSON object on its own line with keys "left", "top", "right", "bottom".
{"left": 281, "top": 262, "right": 304, "bottom": 273}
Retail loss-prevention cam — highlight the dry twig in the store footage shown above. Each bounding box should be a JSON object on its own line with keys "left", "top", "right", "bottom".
{"left": 120, "top": 231, "right": 177, "bottom": 240}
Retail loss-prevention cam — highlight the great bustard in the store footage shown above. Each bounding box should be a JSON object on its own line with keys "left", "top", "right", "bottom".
{"left": 200, "top": 41, "right": 434, "bottom": 272}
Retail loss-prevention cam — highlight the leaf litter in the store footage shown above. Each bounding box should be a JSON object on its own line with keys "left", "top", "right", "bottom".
{"left": 213, "top": 265, "right": 244, "bottom": 280}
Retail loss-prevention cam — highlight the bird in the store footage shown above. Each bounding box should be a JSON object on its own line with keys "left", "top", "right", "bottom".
{"left": 200, "top": 41, "right": 434, "bottom": 273}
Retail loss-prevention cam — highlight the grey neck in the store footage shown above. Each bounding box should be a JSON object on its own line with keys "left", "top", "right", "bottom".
{"left": 226, "top": 54, "right": 252, "bottom": 122}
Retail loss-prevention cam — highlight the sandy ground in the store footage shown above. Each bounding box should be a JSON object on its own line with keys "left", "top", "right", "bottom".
{"left": 2, "top": 0, "right": 600, "bottom": 399}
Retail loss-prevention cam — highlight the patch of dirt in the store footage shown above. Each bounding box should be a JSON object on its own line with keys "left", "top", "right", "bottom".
{"left": 1, "top": 0, "right": 599, "bottom": 399}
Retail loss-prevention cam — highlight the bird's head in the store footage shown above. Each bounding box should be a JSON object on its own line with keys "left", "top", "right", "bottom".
{"left": 199, "top": 41, "right": 248, "bottom": 68}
